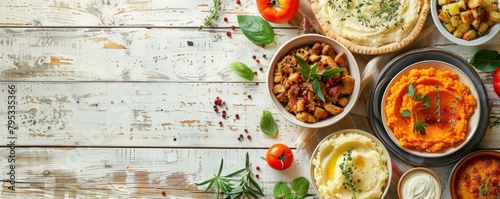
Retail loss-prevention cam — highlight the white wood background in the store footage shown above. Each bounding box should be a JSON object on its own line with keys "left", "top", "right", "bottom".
{"left": 0, "top": 0, "right": 499, "bottom": 198}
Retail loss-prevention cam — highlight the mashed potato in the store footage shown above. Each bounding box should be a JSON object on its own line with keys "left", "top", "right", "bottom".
{"left": 312, "top": 132, "right": 389, "bottom": 199}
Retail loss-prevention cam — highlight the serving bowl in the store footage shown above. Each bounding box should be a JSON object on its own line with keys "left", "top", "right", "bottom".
{"left": 380, "top": 60, "right": 480, "bottom": 158}
{"left": 266, "top": 34, "right": 361, "bottom": 129}
{"left": 369, "top": 48, "right": 490, "bottom": 166}
{"left": 449, "top": 150, "right": 500, "bottom": 198}
{"left": 310, "top": 129, "right": 391, "bottom": 199}
{"left": 431, "top": 0, "right": 500, "bottom": 46}
{"left": 397, "top": 167, "right": 442, "bottom": 199}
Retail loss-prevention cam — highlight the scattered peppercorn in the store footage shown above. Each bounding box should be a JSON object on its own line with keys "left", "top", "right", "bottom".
{"left": 256, "top": 59, "right": 260, "bottom": 64}
{"left": 173, "top": 138, "right": 177, "bottom": 141}
{"left": 219, "top": 121, "right": 223, "bottom": 126}
{"left": 236, "top": 0, "right": 241, "bottom": 4}
{"left": 226, "top": 31, "right": 232, "bottom": 37}
{"left": 161, "top": 191, "right": 166, "bottom": 196}
{"left": 255, "top": 174, "right": 259, "bottom": 178}
{"left": 252, "top": 55, "right": 257, "bottom": 59}
{"left": 263, "top": 54, "right": 267, "bottom": 58}
{"left": 247, "top": 135, "right": 251, "bottom": 139}
{"left": 238, "top": 137, "right": 242, "bottom": 141}
{"left": 261, "top": 44, "right": 265, "bottom": 48}
{"left": 259, "top": 67, "right": 263, "bottom": 71}
{"left": 223, "top": 17, "right": 228, "bottom": 22}
{"left": 247, "top": 95, "right": 252, "bottom": 99}
{"left": 214, "top": 107, "right": 218, "bottom": 112}
{"left": 255, "top": 82, "right": 260, "bottom": 85}
{"left": 253, "top": 71, "right": 257, "bottom": 75}
{"left": 256, "top": 166, "right": 260, "bottom": 171}
{"left": 235, "top": 114, "right": 240, "bottom": 119}
{"left": 222, "top": 110, "right": 227, "bottom": 114}
{"left": 244, "top": 129, "right": 248, "bottom": 133}
{"left": 231, "top": 25, "right": 235, "bottom": 30}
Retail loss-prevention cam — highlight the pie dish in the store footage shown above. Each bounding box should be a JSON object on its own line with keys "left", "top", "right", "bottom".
{"left": 310, "top": 0, "right": 430, "bottom": 55}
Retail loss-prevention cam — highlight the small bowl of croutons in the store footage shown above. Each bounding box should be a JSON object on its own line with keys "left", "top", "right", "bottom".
{"left": 431, "top": 0, "right": 500, "bottom": 46}
{"left": 266, "top": 34, "right": 361, "bottom": 129}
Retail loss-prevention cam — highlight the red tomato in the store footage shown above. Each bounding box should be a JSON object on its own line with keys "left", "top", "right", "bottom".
{"left": 266, "top": 143, "right": 293, "bottom": 170}
{"left": 256, "top": 0, "right": 300, "bottom": 24}
{"left": 494, "top": 66, "right": 500, "bottom": 97}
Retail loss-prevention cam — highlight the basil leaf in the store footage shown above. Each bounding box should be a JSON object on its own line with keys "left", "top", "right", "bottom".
{"left": 296, "top": 68, "right": 309, "bottom": 80}
{"left": 309, "top": 62, "right": 319, "bottom": 76}
{"left": 313, "top": 79, "right": 325, "bottom": 102}
{"left": 229, "top": 61, "right": 254, "bottom": 81}
{"left": 237, "top": 15, "right": 275, "bottom": 45}
{"left": 470, "top": 49, "right": 500, "bottom": 72}
{"left": 290, "top": 177, "right": 310, "bottom": 197}
{"left": 272, "top": 182, "right": 291, "bottom": 197}
{"left": 260, "top": 110, "right": 278, "bottom": 136}
{"left": 293, "top": 53, "right": 310, "bottom": 73}
{"left": 322, "top": 68, "right": 345, "bottom": 80}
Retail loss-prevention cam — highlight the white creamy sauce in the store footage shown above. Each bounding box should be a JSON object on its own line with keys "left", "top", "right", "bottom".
{"left": 401, "top": 170, "right": 440, "bottom": 199}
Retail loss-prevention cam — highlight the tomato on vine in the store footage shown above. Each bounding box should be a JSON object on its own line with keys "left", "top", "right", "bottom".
{"left": 256, "top": 0, "right": 300, "bottom": 24}
{"left": 266, "top": 143, "right": 293, "bottom": 170}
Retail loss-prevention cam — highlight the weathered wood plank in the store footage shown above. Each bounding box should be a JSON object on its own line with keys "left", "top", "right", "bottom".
{"left": 1, "top": 82, "right": 499, "bottom": 148}
{"left": 0, "top": 0, "right": 294, "bottom": 28}
{"left": 0, "top": 28, "right": 299, "bottom": 81}
{"left": 0, "top": 148, "right": 315, "bottom": 198}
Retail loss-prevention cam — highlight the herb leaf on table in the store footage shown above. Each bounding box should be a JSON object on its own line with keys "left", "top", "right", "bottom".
{"left": 470, "top": 49, "right": 500, "bottom": 72}
{"left": 230, "top": 61, "right": 255, "bottom": 81}
{"left": 237, "top": 15, "right": 275, "bottom": 45}
{"left": 260, "top": 110, "right": 278, "bottom": 136}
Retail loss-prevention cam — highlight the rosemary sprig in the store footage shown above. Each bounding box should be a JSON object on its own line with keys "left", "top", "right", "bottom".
{"left": 449, "top": 88, "right": 469, "bottom": 132}
{"left": 293, "top": 53, "right": 345, "bottom": 102}
{"left": 199, "top": 0, "right": 222, "bottom": 30}
{"left": 479, "top": 177, "right": 491, "bottom": 196}
{"left": 400, "top": 82, "right": 431, "bottom": 135}
{"left": 490, "top": 116, "right": 500, "bottom": 128}
{"left": 435, "top": 85, "right": 441, "bottom": 124}
{"left": 196, "top": 153, "right": 264, "bottom": 198}
{"left": 339, "top": 147, "right": 361, "bottom": 199}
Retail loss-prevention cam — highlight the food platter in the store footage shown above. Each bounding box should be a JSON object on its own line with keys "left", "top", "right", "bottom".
{"left": 380, "top": 60, "right": 480, "bottom": 158}
{"left": 369, "top": 48, "right": 490, "bottom": 166}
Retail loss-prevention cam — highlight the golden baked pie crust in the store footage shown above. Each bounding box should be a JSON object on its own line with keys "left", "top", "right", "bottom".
{"left": 310, "top": 0, "right": 430, "bottom": 55}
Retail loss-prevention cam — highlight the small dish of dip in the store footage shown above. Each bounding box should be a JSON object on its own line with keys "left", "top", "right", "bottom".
{"left": 398, "top": 167, "right": 442, "bottom": 199}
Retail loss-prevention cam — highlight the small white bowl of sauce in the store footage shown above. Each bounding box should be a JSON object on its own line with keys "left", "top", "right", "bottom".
{"left": 398, "top": 167, "right": 442, "bottom": 199}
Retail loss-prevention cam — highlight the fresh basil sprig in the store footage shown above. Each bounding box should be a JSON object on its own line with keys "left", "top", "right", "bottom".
{"left": 260, "top": 110, "right": 278, "bottom": 136}
{"left": 273, "top": 177, "right": 315, "bottom": 199}
{"left": 293, "top": 54, "right": 346, "bottom": 102}
{"left": 470, "top": 49, "right": 500, "bottom": 72}
{"left": 230, "top": 61, "right": 255, "bottom": 81}
{"left": 237, "top": 15, "right": 275, "bottom": 45}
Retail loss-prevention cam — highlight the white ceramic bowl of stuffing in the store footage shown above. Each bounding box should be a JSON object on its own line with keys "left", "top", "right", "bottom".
{"left": 266, "top": 34, "right": 361, "bottom": 129}
{"left": 431, "top": 0, "right": 500, "bottom": 46}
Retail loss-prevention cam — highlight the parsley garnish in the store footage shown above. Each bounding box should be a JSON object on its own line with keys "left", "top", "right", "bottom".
{"left": 400, "top": 82, "right": 431, "bottom": 135}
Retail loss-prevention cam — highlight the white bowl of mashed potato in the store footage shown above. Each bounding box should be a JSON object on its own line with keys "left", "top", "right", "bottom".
{"left": 310, "top": 129, "right": 391, "bottom": 199}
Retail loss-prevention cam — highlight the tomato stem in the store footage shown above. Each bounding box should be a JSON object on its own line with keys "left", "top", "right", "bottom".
{"left": 269, "top": 149, "right": 292, "bottom": 169}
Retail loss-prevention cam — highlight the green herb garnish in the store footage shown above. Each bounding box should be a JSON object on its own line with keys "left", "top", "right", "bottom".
{"left": 237, "top": 15, "right": 275, "bottom": 45}
{"left": 400, "top": 82, "right": 431, "bottom": 135}
{"left": 229, "top": 61, "right": 255, "bottom": 81}
{"left": 293, "top": 53, "right": 346, "bottom": 102}
{"left": 273, "top": 177, "right": 315, "bottom": 199}
{"left": 339, "top": 147, "right": 361, "bottom": 199}
{"left": 260, "top": 110, "right": 278, "bottom": 136}
{"left": 449, "top": 88, "right": 469, "bottom": 132}
{"left": 199, "top": 0, "right": 222, "bottom": 30}
{"left": 196, "top": 153, "right": 263, "bottom": 199}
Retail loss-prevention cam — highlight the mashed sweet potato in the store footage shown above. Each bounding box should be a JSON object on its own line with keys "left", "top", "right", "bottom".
{"left": 385, "top": 67, "right": 476, "bottom": 152}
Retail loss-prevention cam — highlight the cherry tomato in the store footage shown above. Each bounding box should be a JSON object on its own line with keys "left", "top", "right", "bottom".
{"left": 266, "top": 143, "right": 293, "bottom": 170}
{"left": 494, "top": 66, "right": 500, "bottom": 97}
{"left": 256, "top": 0, "right": 300, "bottom": 24}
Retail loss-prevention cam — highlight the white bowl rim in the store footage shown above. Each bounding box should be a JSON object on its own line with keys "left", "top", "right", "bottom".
{"left": 266, "top": 34, "right": 361, "bottom": 129}
{"left": 309, "top": 129, "right": 392, "bottom": 199}
{"left": 380, "top": 60, "right": 481, "bottom": 158}
{"left": 430, "top": 0, "right": 500, "bottom": 46}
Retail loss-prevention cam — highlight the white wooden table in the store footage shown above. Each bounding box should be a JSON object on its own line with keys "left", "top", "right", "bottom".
{"left": 0, "top": 1, "right": 499, "bottom": 198}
